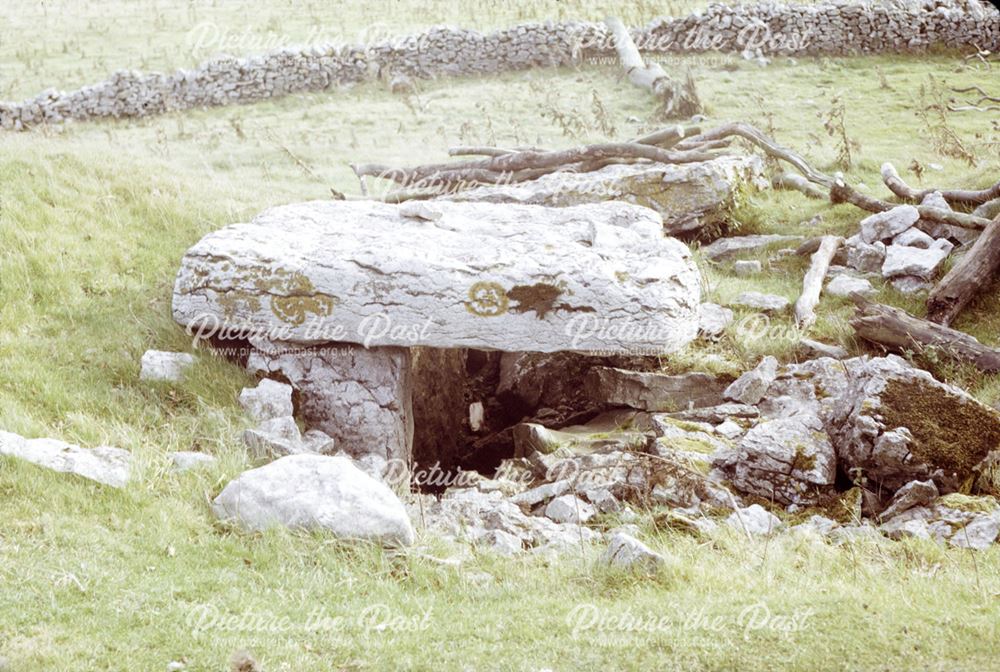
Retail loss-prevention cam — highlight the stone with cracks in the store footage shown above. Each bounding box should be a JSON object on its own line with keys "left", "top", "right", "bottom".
{"left": 0, "top": 431, "right": 130, "bottom": 487}
{"left": 544, "top": 494, "right": 596, "bottom": 524}
{"left": 602, "top": 532, "right": 666, "bottom": 571}
{"left": 881, "top": 244, "right": 949, "bottom": 280}
{"left": 172, "top": 200, "right": 701, "bottom": 354}
{"left": 713, "top": 411, "right": 836, "bottom": 506}
{"left": 701, "top": 234, "right": 803, "bottom": 261}
{"left": 892, "top": 227, "right": 935, "bottom": 249}
{"left": 242, "top": 416, "right": 305, "bottom": 459}
{"left": 845, "top": 236, "right": 886, "bottom": 274}
{"left": 447, "top": 156, "right": 767, "bottom": 236}
{"left": 585, "top": 367, "right": 726, "bottom": 412}
{"left": 827, "top": 356, "right": 1000, "bottom": 493}
{"left": 239, "top": 378, "right": 294, "bottom": 422}
{"left": 826, "top": 275, "right": 875, "bottom": 298}
{"left": 248, "top": 343, "right": 412, "bottom": 463}
{"left": 724, "top": 356, "right": 778, "bottom": 405}
{"left": 879, "top": 479, "right": 938, "bottom": 521}
{"left": 859, "top": 205, "right": 919, "bottom": 244}
{"left": 212, "top": 454, "right": 415, "bottom": 546}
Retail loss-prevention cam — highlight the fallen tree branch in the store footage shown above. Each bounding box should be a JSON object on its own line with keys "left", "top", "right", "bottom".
{"left": 773, "top": 172, "right": 827, "bottom": 199}
{"left": 794, "top": 235, "right": 842, "bottom": 329}
{"left": 947, "top": 104, "right": 1000, "bottom": 112}
{"left": 950, "top": 85, "right": 1000, "bottom": 103}
{"left": 679, "top": 122, "right": 836, "bottom": 188}
{"left": 880, "top": 163, "right": 1000, "bottom": 206}
{"left": 831, "top": 179, "right": 992, "bottom": 230}
{"left": 849, "top": 294, "right": 1000, "bottom": 372}
{"left": 632, "top": 124, "right": 701, "bottom": 148}
{"left": 606, "top": 16, "right": 701, "bottom": 119}
{"left": 927, "top": 215, "right": 1000, "bottom": 326}
{"left": 352, "top": 142, "right": 718, "bottom": 191}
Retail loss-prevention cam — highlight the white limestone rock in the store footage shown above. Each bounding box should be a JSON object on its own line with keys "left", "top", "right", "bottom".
{"left": 881, "top": 244, "right": 949, "bottom": 280}
{"left": 724, "top": 356, "right": 779, "bottom": 405}
{"left": 139, "top": 350, "right": 194, "bottom": 382}
{"left": 731, "top": 292, "right": 790, "bottom": 312}
{"left": 544, "top": 494, "right": 596, "bottom": 524}
{"left": 698, "top": 302, "right": 733, "bottom": 339}
{"left": 892, "top": 227, "right": 935, "bottom": 249}
{"left": 702, "top": 234, "right": 802, "bottom": 261}
{"left": 602, "top": 532, "right": 666, "bottom": 571}
{"left": 845, "top": 235, "right": 886, "bottom": 274}
{"left": 211, "top": 454, "right": 415, "bottom": 546}
{"left": 170, "top": 451, "right": 217, "bottom": 472}
{"left": 238, "top": 378, "right": 294, "bottom": 422}
{"left": 825, "top": 274, "right": 875, "bottom": 298}
{"left": 248, "top": 343, "right": 412, "bottom": 462}
{"left": 859, "top": 205, "right": 919, "bottom": 243}
{"left": 447, "top": 156, "right": 768, "bottom": 236}
{"left": 172, "top": 200, "right": 701, "bottom": 354}
{"left": 726, "top": 504, "right": 781, "bottom": 536}
{"left": 0, "top": 431, "right": 130, "bottom": 487}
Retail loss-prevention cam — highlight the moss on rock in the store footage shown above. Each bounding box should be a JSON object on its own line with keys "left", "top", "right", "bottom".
{"left": 880, "top": 379, "right": 1000, "bottom": 480}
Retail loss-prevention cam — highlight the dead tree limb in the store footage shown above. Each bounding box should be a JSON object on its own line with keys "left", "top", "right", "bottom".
{"left": 605, "top": 16, "right": 701, "bottom": 119}
{"left": 849, "top": 294, "right": 1000, "bottom": 372}
{"left": 632, "top": 125, "right": 701, "bottom": 147}
{"left": 773, "top": 172, "right": 827, "bottom": 199}
{"left": 680, "top": 122, "right": 836, "bottom": 188}
{"left": 927, "top": 215, "right": 1000, "bottom": 326}
{"left": 880, "top": 163, "right": 1000, "bottom": 206}
{"left": 831, "top": 180, "right": 992, "bottom": 230}
{"left": 951, "top": 85, "right": 1000, "bottom": 102}
{"left": 794, "top": 235, "right": 842, "bottom": 328}
{"left": 352, "top": 143, "right": 717, "bottom": 189}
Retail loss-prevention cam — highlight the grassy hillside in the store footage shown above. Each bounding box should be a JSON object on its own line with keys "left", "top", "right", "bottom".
{"left": 1, "top": 1, "right": 999, "bottom": 668}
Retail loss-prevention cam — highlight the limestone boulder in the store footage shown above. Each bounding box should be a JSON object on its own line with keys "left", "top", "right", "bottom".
{"left": 827, "top": 356, "right": 1000, "bottom": 493}
{"left": 239, "top": 378, "right": 294, "bottom": 422}
{"left": 247, "top": 342, "right": 411, "bottom": 462}
{"left": 713, "top": 411, "right": 836, "bottom": 506}
{"left": 585, "top": 367, "right": 726, "bottom": 412}
{"left": 0, "top": 431, "right": 130, "bottom": 487}
{"left": 602, "top": 533, "right": 666, "bottom": 571}
{"left": 139, "top": 350, "right": 194, "bottom": 382}
{"left": 172, "top": 200, "right": 701, "bottom": 354}
{"left": 446, "top": 156, "right": 767, "bottom": 236}
{"left": 212, "top": 454, "right": 415, "bottom": 546}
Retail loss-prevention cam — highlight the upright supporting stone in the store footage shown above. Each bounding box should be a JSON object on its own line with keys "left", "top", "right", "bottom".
{"left": 247, "top": 342, "right": 413, "bottom": 464}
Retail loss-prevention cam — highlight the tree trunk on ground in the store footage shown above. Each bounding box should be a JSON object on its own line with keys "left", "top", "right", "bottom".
{"left": 849, "top": 294, "right": 1000, "bottom": 372}
{"left": 927, "top": 215, "right": 1000, "bottom": 326}
{"left": 605, "top": 17, "right": 701, "bottom": 119}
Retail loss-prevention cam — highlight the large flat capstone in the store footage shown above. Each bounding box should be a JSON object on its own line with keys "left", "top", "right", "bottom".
{"left": 171, "top": 200, "right": 701, "bottom": 354}
{"left": 446, "top": 156, "right": 767, "bottom": 236}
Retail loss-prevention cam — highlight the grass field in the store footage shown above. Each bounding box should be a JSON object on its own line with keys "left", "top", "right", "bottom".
{"left": 2, "top": 1, "right": 1000, "bottom": 670}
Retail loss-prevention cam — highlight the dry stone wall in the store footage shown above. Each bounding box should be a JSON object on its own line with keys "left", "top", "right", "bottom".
{"left": 2, "top": 0, "right": 996, "bottom": 129}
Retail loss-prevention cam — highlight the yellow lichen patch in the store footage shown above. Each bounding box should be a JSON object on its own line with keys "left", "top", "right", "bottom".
{"left": 937, "top": 493, "right": 1000, "bottom": 514}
